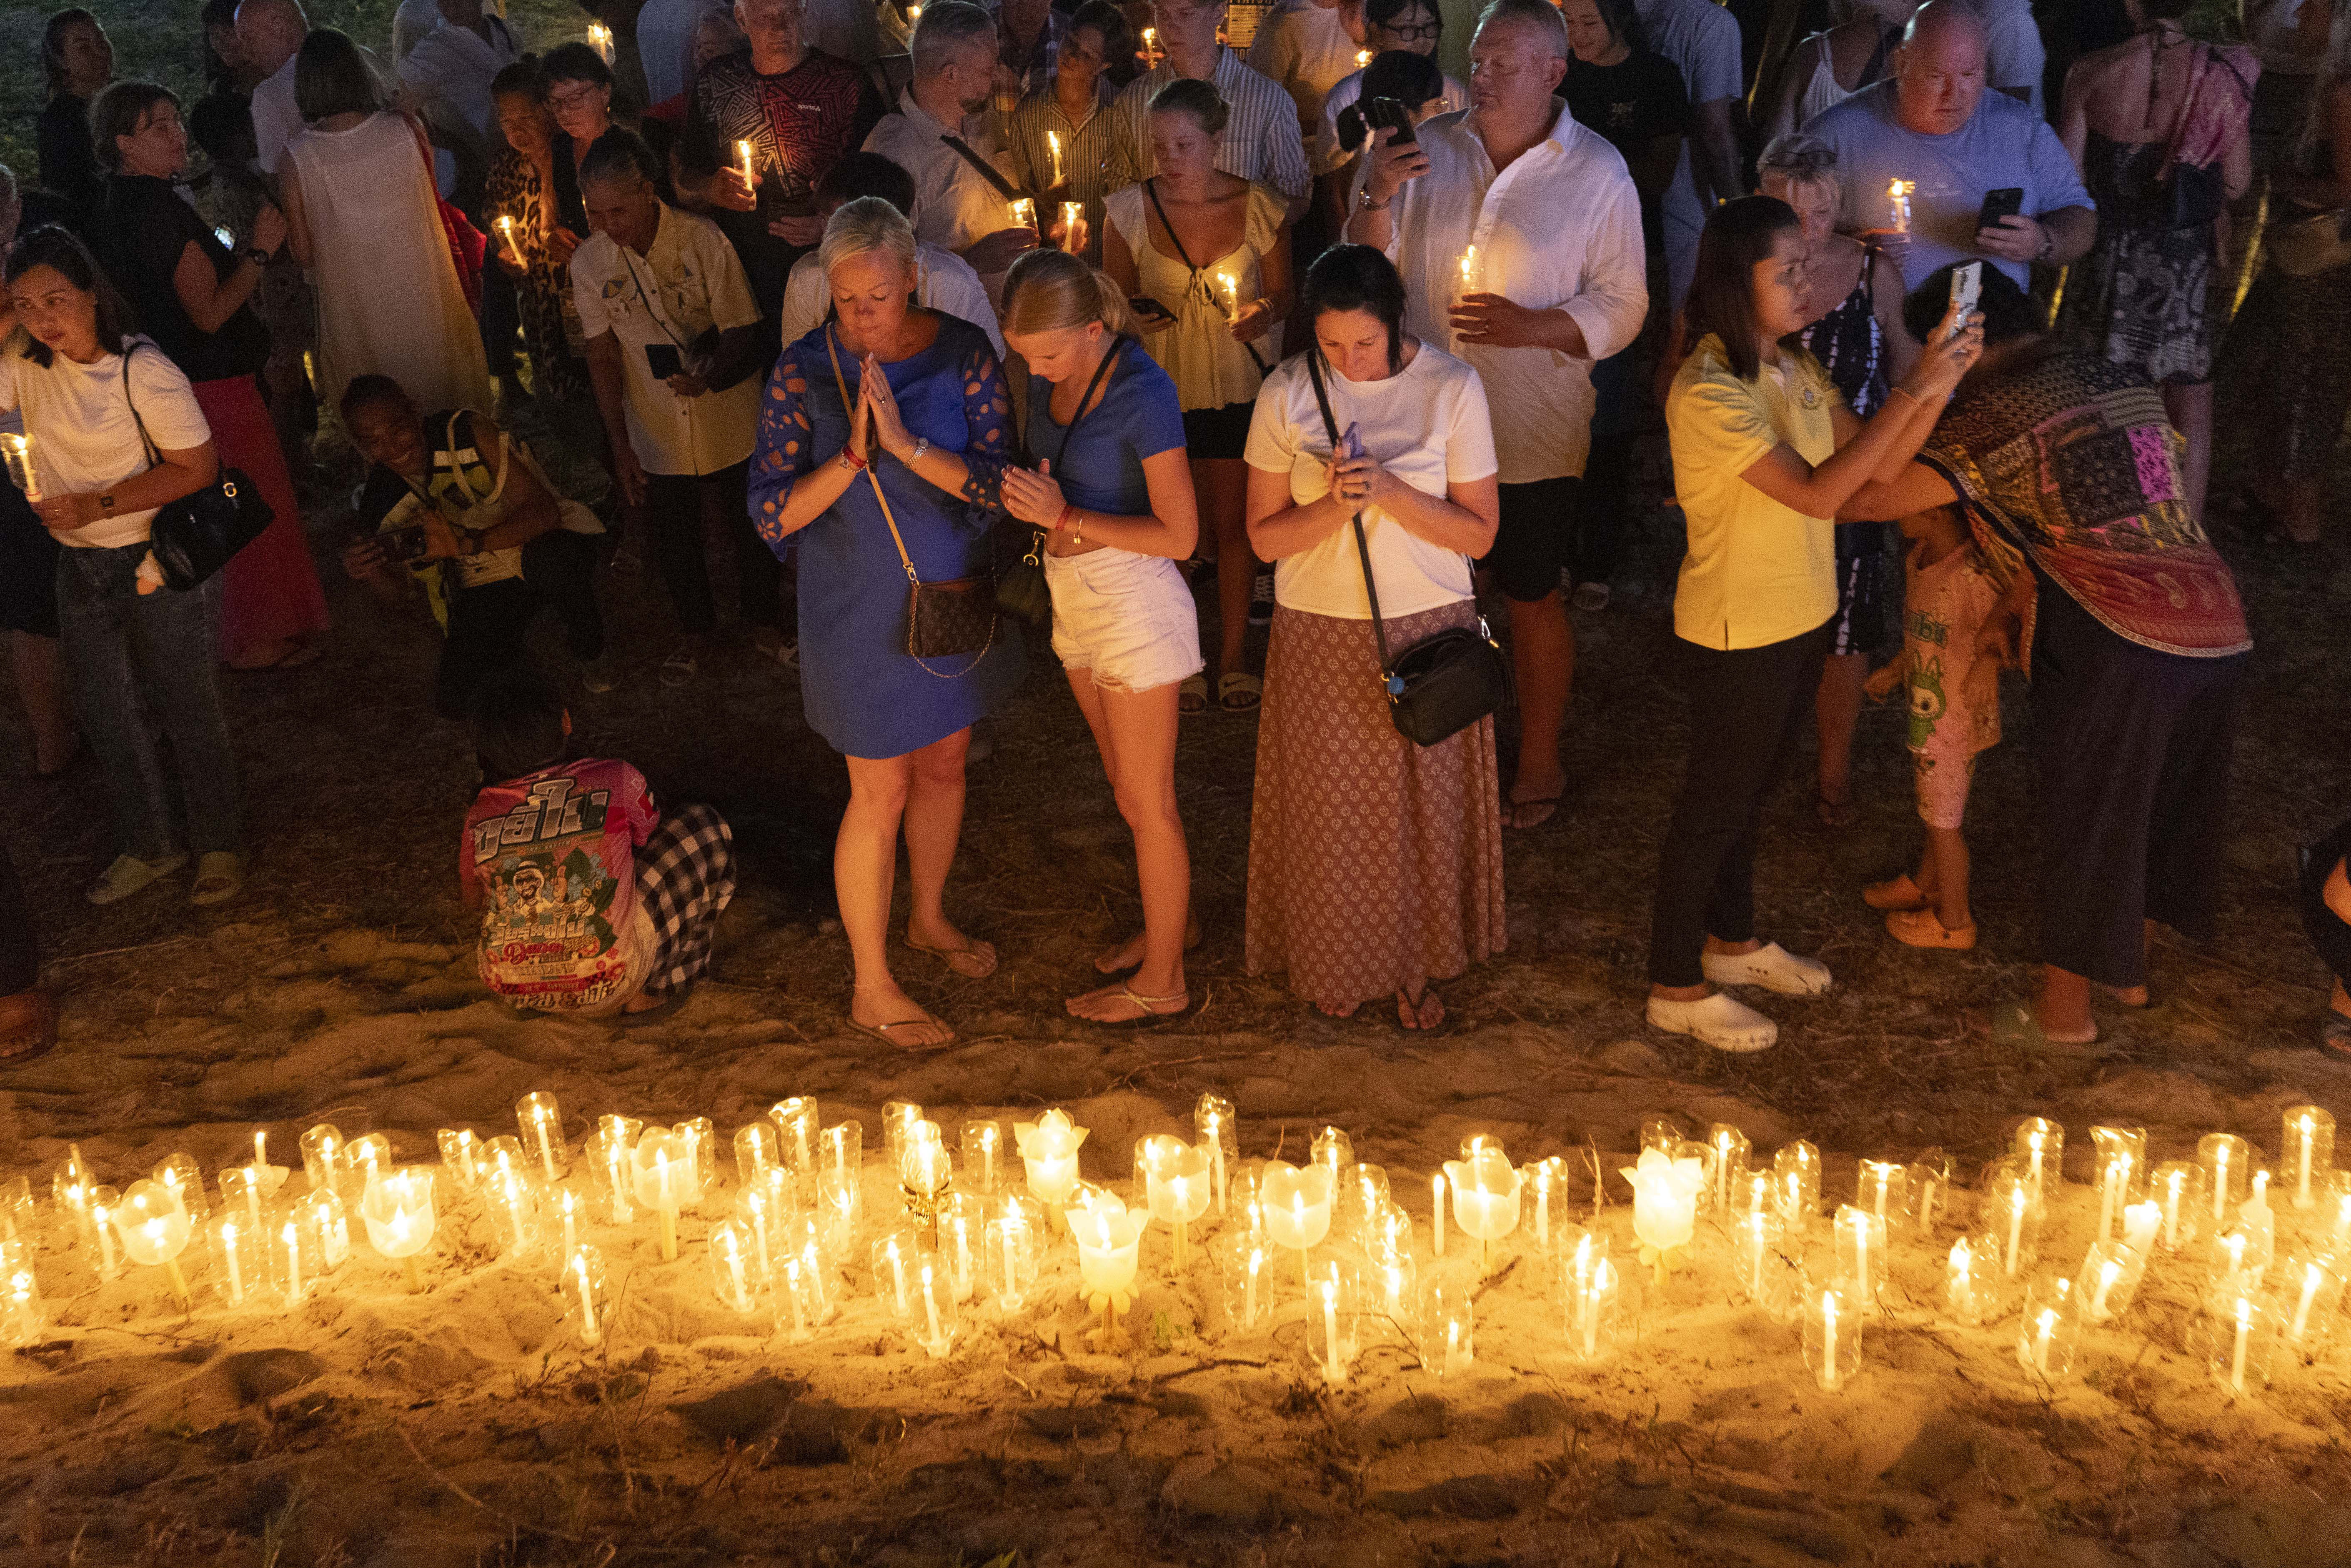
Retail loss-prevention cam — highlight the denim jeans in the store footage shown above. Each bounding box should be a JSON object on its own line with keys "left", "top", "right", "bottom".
{"left": 56, "top": 542, "right": 242, "bottom": 860}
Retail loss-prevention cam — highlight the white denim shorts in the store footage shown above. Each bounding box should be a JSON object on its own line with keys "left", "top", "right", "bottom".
{"left": 1044, "top": 547, "right": 1204, "bottom": 694}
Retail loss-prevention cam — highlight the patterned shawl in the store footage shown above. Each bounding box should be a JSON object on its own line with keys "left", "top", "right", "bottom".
{"left": 1919, "top": 351, "right": 2251, "bottom": 668}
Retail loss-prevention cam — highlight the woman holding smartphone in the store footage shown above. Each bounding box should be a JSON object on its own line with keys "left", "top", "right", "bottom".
{"left": 1647, "top": 195, "right": 1978, "bottom": 1055}
{"left": 1104, "top": 77, "right": 1293, "bottom": 713}
{"left": 999, "top": 248, "right": 1203, "bottom": 1021}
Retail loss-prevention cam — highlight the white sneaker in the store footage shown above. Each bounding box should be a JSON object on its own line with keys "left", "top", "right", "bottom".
{"left": 1647, "top": 991, "right": 1778, "bottom": 1053}
{"left": 1572, "top": 580, "right": 1611, "bottom": 612}
{"left": 1702, "top": 941, "right": 1832, "bottom": 997}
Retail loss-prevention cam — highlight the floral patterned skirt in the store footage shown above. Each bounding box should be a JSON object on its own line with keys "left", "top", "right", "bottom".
{"left": 1244, "top": 601, "right": 1505, "bottom": 1012}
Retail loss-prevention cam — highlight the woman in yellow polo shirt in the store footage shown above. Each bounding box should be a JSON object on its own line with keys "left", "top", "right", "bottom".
{"left": 1646, "top": 195, "right": 1979, "bottom": 1054}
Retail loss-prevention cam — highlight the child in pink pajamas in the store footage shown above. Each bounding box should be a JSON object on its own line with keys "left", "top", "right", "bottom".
{"left": 1863, "top": 503, "right": 2003, "bottom": 948}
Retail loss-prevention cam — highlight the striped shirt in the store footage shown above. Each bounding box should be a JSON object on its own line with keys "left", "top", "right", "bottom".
{"left": 1108, "top": 48, "right": 1312, "bottom": 200}
{"left": 1008, "top": 80, "right": 1120, "bottom": 205}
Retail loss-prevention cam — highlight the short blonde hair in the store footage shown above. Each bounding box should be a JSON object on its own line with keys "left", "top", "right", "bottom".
{"left": 1003, "top": 248, "right": 1142, "bottom": 340}
{"left": 818, "top": 195, "right": 918, "bottom": 281}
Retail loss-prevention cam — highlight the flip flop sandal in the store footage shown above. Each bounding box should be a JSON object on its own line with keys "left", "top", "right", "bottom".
{"left": 845, "top": 1012, "right": 958, "bottom": 1049}
{"left": 87, "top": 851, "right": 188, "bottom": 907}
{"left": 660, "top": 646, "right": 699, "bottom": 688}
{"left": 1178, "top": 674, "right": 1208, "bottom": 714}
{"left": 1217, "top": 672, "right": 1262, "bottom": 711}
{"left": 190, "top": 851, "right": 244, "bottom": 907}
{"left": 1106, "top": 986, "right": 1189, "bottom": 1023}
{"left": 1990, "top": 1000, "right": 2107, "bottom": 1058}
{"left": 2320, "top": 1014, "right": 2351, "bottom": 1062}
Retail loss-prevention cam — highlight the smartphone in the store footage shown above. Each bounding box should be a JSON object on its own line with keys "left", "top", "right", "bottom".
{"left": 378, "top": 522, "right": 435, "bottom": 562}
{"left": 1363, "top": 96, "right": 1418, "bottom": 150}
{"left": 1946, "top": 260, "right": 1982, "bottom": 340}
{"left": 644, "top": 342, "right": 683, "bottom": 380}
{"left": 1342, "top": 420, "right": 1365, "bottom": 461}
{"left": 1129, "top": 295, "right": 1176, "bottom": 323}
{"left": 1976, "top": 187, "right": 2024, "bottom": 232}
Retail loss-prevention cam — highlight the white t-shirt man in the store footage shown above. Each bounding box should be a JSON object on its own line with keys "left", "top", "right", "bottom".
{"left": 779, "top": 240, "right": 1004, "bottom": 355}
{"left": 571, "top": 203, "right": 765, "bottom": 475}
{"left": 252, "top": 56, "right": 303, "bottom": 177}
{"left": 1358, "top": 100, "right": 1647, "bottom": 483}
{"left": 0, "top": 337, "right": 213, "bottom": 549}
{"left": 1632, "top": 0, "right": 1742, "bottom": 309}
{"left": 1242, "top": 343, "right": 1497, "bottom": 619}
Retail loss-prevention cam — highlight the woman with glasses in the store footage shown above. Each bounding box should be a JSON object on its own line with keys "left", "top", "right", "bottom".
{"left": 542, "top": 42, "right": 636, "bottom": 239}
{"left": 1313, "top": 0, "right": 1462, "bottom": 229}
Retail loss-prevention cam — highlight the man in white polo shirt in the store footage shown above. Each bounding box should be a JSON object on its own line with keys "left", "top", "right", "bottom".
{"left": 235, "top": 0, "right": 310, "bottom": 177}
{"left": 1350, "top": 0, "right": 1646, "bottom": 828}
{"left": 572, "top": 132, "right": 785, "bottom": 684}
{"left": 861, "top": 0, "right": 1040, "bottom": 304}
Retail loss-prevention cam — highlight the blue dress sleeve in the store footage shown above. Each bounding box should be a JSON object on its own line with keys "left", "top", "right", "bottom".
{"left": 957, "top": 335, "right": 1012, "bottom": 517}
{"left": 749, "top": 345, "right": 816, "bottom": 558}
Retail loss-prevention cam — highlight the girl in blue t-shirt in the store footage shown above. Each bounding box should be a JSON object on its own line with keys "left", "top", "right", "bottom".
{"left": 999, "top": 248, "right": 1204, "bottom": 1024}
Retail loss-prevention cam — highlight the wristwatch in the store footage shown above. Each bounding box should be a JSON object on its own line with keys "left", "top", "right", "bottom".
{"left": 2035, "top": 226, "right": 2055, "bottom": 262}
{"left": 911, "top": 437, "right": 930, "bottom": 465}
{"left": 1357, "top": 188, "right": 1390, "bottom": 211}
{"left": 243, "top": 247, "right": 272, "bottom": 268}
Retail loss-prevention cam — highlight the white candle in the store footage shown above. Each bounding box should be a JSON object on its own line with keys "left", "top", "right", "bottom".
{"left": 2290, "top": 1262, "right": 2322, "bottom": 1343}
{"left": 2228, "top": 1297, "right": 2251, "bottom": 1393}
{"left": 1432, "top": 1173, "right": 1446, "bottom": 1258}
{"left": 889, "top": 1242, "right": 909, "bottom": 1315}
{"left": 2090, "top": 1256, "right": 2120, "bottom": 1319}
{"left": 573, "top": 1252, "right": 600, "bottom": 1345}
{"left": 2294, "top": 1113, "right": 2318, "bottom": 1207}
{"left": 561, "top": 1191, "right": 578, "bottom": 1256}
{"left": 2212, "top": 1142, "right": 2231, "bottom": 1221}
{"left": 223, "top": 1220, "right": 243, "bottom": 1304}
{"left": 737, "top": 139, "right": 756, "bottom": 190}
{"left": 1321, "top": 1280, "right": 1341, "bottom": 1381}
{"left": 2005, "top": 1188, "right": 2025, "bottom": 1277}
{"left": 283, "top": 1221, "right": 300, "bottom": 1305}
{"left": 921, "top": 1264, "right": 945, "bottom": 1353}
{"left": 533, "top": 1107, "right": 558, "bottom": 1181}
{"left": 1003, "top": 1225, "right": 1019, "bottom": 1301}
{"left": 2163, "top": 1171, "right": 2183, "bottom": 1249}
{"left": 2029, "top": 1307, "right": 2056, "bottom": 1373}
{"left": 1820, "top": 1290, "right": 1840, "bottom": 1392}
{"left": 1246, "top": 1246, "right": 1262, "bottom": 1325}
{"left": 1047, "top": 130, "right": 1064, "bottom": 186}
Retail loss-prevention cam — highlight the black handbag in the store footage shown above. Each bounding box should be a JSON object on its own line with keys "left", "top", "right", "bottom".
{"left": 1304, "top": 350, "right": 1509, "bottom": 748}
{"left": 825, "top": 326, "right": 995, "bottom": 673}
{"left": 999, "top": 334, "right": 1130, "bottom": 630}
{"left": 121, "top": 347, "right": 272, "bottom": 591}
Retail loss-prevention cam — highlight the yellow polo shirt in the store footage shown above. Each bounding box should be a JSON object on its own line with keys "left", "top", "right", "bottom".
{"left": 1667, "top": 335, "right": 1843, "bottom": 651}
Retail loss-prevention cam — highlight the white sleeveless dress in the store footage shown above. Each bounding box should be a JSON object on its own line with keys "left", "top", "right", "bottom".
{"left": 1104, "top": 180, "right": 1287, "bottom": 415}
{"left": 286, "top": 111, "right": 493, "bottom": 415}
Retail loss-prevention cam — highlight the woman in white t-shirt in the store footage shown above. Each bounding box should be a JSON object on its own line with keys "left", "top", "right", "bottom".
{"left": 1240, "top": 244, "right": 1501, "bottom": 1030}
{"left": 0, "top": 227, "right": 242, "bottom": 908}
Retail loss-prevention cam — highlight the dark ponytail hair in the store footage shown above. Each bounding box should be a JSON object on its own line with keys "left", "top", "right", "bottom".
{"left": 4, "top": 225, "right": 137, "bottom": 367}
{"left": 1681, "top": 194, "right": 1802, "bottom": 383}
{"left": 1335, "top": 51, "right": 1447, "bottom": 153}
{"left": 1297, "top": 244, "right": 1409, "bottom": 375}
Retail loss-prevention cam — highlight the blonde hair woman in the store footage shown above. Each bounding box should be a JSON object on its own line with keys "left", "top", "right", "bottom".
{"left": 748, "top": 197, "right": 1024, "bottom": 1048}
{"left": 1001, "top": 248, "right": 1204, "bottom": 1020}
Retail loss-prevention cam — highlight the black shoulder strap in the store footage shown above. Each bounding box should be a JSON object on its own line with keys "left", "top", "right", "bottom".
{"left": 940, "top": 133, "right": 1024, "bottom": 202}
{"left": 1304, "top": 349, "right": 1392, "bottom": 676}
{"left": 117, "top": 343, "right": 160, "bottom": 471}
{"left": 1029, "top": 334, "right": 1131, "bottom": 470}
{"left": 1142, "top": 176, "right": 1199, "bottom": 271}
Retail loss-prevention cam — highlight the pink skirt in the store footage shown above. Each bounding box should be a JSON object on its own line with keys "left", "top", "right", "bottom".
{"left": 1244, "top": 601, "right": 1505, "bottom": 1012}
{"left": 195, "top": 374, "right": 328, "bottom": 664}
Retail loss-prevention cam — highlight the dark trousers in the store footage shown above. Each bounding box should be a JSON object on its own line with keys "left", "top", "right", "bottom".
{"left": 641, "top": 460, "right": 778, "bottom": 636}
{"left": 1647, "top": 621, "right": 1835, "bottom": 987}
{"left": 2031, "top": 587, "right": 2246, "bottom": 988}
{"left": 0, "top": 846, "right": 35, "bottom": 997}
{"left": 1573, "top": 344, "right": 1636, "bottom": 588}
{"left": 434, "top": 529, "right": 606, "bottom": 719}
{"left": 2300, "top": 818, "right": 2351, "bottom": 988}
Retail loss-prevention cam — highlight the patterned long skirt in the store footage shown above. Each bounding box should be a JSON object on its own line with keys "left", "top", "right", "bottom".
{"left": 1244, "top": 601, "right": 1505, "bottom": 1013}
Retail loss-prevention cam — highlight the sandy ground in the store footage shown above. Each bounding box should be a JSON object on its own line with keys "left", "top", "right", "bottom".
{"left": 0, "top": 393, "right": 2346, "bottom": 1568}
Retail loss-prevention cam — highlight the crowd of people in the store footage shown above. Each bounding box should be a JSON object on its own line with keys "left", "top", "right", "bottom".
{"left": 0, "top": 0, "right": 2345, "bottom": 1067}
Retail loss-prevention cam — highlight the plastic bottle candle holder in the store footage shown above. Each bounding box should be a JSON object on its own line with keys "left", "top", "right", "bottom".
{"left": 514, "top": 1092, "right": 568, "bottom": 1183}
{"left": 1856, "top": 1160, "right": 1908, "bottom": 1238}
{"left": 1145, "top": 1142, "right": 1212, "bottom": 1272}
{"left": 2282, "top": 1106, "right": 2334, "bottom": 1212}
{"left": 768, "top": 1097, "right": 820, "bottom": 1175}
{"left": 1014, "top": 1110, "right": 1087, "bottom": 1213}
{"left": 1773, "top": 1143, "right": 1821, "bottom": 1236}
{"left": 2016, "top": 1277, "right": 2078, "bottom": 1379}
{"left": 1804, "top": 1283, "right": 1862, "bottom": 1393}
{"left": 2076, "top": 1238, "right": 2140, "bottom": 1324}
{"left": 1908, "top": 1148, "right": 1953, "bottom": 1238}
{"left": 566, "top": 1243, "right": 609, "bottom": 1346}
{"left": 361, "top": 1168, "right": 437, "bottom": 1291}
{"left": 985, "top": 1207, "right": 1043, "bottom": 1313}
{"left": 1447, "top": 1147, "right": 1522, "bottom": 1275}
{"left": 2201, "top": 1292, "right": 2276, "bottom": 1397}
{"left": 1706, "top": 1125, "right": 1751, "bottom": 1216}
{"left": 2088, "top": 1125, "right": 2147, "bottom": 1243}
{"left": 2013, "top": 1118, "right": 2063, "bottom": 1202}
{"left": 630, "top": 1129, "right": 691, "bottom": 1262}
{"left": 2197, "top": 1133, "right": 2251, "bottom": 1227}
{"left": 1192, "top": 1094, "right": 1236, "bottom": 1214}
{"left": 299, "top": 1125, "right": 346, "bottom": 1197}
{"left": 1217, "top": 1228, "right": 1274, "bottom": 1333}
{"left": 959, "top": 1120, "right": 1005, "bottom": 1197}
{"left": 115, "top": 1179, "right": 194, "bottom": 1308}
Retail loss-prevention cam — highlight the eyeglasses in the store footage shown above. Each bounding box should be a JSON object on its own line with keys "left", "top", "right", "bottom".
{"left": 548, "top": 85, "right": 606, "bottom": 110}
{"left": 1381, "top": 20, "right": 1442, "bottom": 40}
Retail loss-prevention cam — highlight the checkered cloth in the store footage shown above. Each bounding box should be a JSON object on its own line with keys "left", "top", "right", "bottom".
{"left": 635, "top": 805, "right": 735, "bottom": 996}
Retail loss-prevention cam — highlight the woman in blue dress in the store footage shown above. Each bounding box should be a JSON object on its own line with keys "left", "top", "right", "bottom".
{"left": 999, "top": 248, "right": 1202, "bottom": 1024}
{"left": 749, "top": 197, "right": 1023, "bottom": 1048}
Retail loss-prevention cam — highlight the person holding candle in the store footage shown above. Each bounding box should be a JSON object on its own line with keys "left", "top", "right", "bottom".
{"left": 747, "top": 197, "right": 1023, "bottom": 1048}
{"left": 859, "top": 2, "right": 1042, "bottom": 307}
{"left": 1348, "top": 0, "right": 1650, "bottom": 830}
{"left": 1842, "top": 263, "right": 2251, "bottom": 1054}
{"left": 1009, "top": 1, "right": 1129, "bottom": 262}
{"left": 687, "top": 0, "right": 886, "bottom": 314}
{"left": 1108, "top": 0, "right": 1313, "bottom": 215}
{"left": 1643, "top": 196, "right": 1979, "bottom": 1053}
{"left": 1105, "top": 78, "right": 1293, "bottom": 714}
{"left": 2296, "top": 814, "right": 2351, "bottom": 1060}
{"left": 1808, "top": 2, "right": 2096, "bottom": 295}
{"left": 0, "top": 166, "right": 79, "bottom": 783}
{"left": 775, "top": 153, "right": 1004, "bottom": 357}
{"left": 85, "top": 81, "right": 332, "bottom": 680}
{"left": 572, "top": 132, "right": 784, "bottom": 685}
{"left": 486, "top": 60, "right": 595, "bottom": 410}
{"left": 0, "top": 227, "right": 243, "bottom": 908}
{"left": 1754, "top": 133, "right": 1913, "bottom": 832}
{"left": 999, "top": 248, "right": 1202, "bottom": 1020}
{"left": 1241, "top": 245, "right": 1502, "bottom": 1028}
{"left": 461, "top": 666, "right": 736, "bottom": 1015}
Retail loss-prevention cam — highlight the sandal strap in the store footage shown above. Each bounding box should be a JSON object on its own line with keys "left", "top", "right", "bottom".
{"left": 1120, "top": 985, "right": 1188, "bottom": 1013}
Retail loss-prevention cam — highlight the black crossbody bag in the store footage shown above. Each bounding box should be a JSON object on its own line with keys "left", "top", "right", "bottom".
{"left": 121, "top": 346, "right": 273, "bottom": 591}
{"left": 1304, "top": 349, "right": 1509, "bottom": 748}
{"left": 999, "top": 335, "right": 1129, "bottom": 629}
